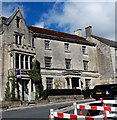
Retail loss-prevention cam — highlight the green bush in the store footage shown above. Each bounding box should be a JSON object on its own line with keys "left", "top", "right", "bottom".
{"left": 42, "top": 89, "right": 81, "bottom": 99}
{"left": 82, "top": 89, "right": 93, "bottom": 99}
{"left": 4, "top": 80, "right": 11, "bottom": 101}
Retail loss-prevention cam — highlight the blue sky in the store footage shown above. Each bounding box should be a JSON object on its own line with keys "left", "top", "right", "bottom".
{"left": 1, "top": 2, "right": 115, "bottom": 40}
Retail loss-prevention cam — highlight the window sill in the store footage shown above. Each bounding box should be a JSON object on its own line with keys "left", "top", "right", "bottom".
{"left": 82, "top": 53, "right": 88, "bottom": 55}
{"left": 65, "top": 51, "right": 71, "bottom": 53}
{"left": 45, "top": 48, "right": 52, "bottom": 50}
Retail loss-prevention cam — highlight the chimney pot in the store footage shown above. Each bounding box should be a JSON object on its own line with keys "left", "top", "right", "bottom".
{"left": 74, "top": 29, "right": 82, "bottom": 37}
{"left": 85, "top": 26, "right": 92, "bottom": 37}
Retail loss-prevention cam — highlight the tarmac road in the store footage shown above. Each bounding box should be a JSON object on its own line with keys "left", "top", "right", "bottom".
{"left": 1, "top": 99, "right": 94, "bottom": 120}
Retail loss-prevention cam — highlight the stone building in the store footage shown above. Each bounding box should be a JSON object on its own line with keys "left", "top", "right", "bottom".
{"left": 85, "top": 26, "right": 117, "bottom": 84}
{"left": 0, "top": 8, "right": 116, "bottom": 101}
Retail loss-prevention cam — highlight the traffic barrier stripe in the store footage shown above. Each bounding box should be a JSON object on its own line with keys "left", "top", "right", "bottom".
{"left": 104, "top": 107, "right": 111, "bottom": 111}
{"left": 77, "top": 104, "right": 116, "bottom": 111}
{"left": 91, "top": 106, "right": 97, "bottom": 110}
{"left": 85, "top": 117, "right": 94, "bottom": 120}
{"left": 79, "top": 105, "right": 85, "bottom": 109}
{"left": 53, "top": 112, "right": 103, "bottom": 120}
{"left": 70, "top": 114, "right": 77, "bottom": 119}
{"left": 57, "top": 113, "right": 64, "bottom": 118}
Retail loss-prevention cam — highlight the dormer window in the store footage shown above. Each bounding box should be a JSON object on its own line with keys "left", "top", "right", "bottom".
{"left": 16, "top": 17, "right": 20, "bottom": 28}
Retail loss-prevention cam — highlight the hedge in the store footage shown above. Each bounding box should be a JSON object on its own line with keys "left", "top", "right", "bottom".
{"left": 42, "top": 89, "right": 81, "bottom": 99}
{"left": 82, "top": 89, "right": 93, "bottom": 99}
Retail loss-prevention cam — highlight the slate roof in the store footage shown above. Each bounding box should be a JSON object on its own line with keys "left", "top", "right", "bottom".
{"left": 27, "top": 25, "right": 86, "bottom": 41}
{"left": 27, "top": 25, "right": 96, "bottom": 46}
{"left": 92, "top": 35, "right": 117, "bottom": 48}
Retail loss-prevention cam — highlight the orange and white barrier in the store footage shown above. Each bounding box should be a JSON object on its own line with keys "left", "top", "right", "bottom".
{"left": 49, "top": 110, "right": 104, "bottom": 120}
{"left": 49, "top": 98, "right": 117, "bottom": 120}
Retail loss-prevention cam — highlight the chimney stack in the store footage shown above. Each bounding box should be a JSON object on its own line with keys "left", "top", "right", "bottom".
{"left": 85, "top": 26, "right": 92, "bottom": 37}
{"left": 74, "top": 29, "right": 82, "bottom": 37}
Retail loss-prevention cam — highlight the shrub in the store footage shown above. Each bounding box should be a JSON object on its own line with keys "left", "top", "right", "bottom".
{"left": 82, "top": 89, "right": 93, "bottom": 99}
{"left": 4, "top": 80, "right": 11, "bottom": 101}
{"left": 42, "top": 89, "right": 81, "bottom": 99}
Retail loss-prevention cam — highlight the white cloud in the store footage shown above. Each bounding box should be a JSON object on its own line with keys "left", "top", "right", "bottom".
{"left": 38, "top": 2, "right": 115, "bottom": 40}
{"left": 34, "top": 22, "right": 45, "bottom": 28}
{"left": 1, "top": 3, "right": 25, "bottom": 18}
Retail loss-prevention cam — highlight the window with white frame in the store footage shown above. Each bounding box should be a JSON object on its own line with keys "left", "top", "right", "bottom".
{"left": 82, "top": 46, "right": 87, "bottom": 54}
{"left": 45, "top": 57, "right": 52, "bottom": 68}
{"left": 83, "top": 60, "right": 88, "bottom": 71}
{"left": 65, "top": 59, "right": 71, "bottom": 69}
{"left": 45, "top": 40, "right": 50, "bottom": 49}
{"left": 64, "top": 43, "right": 70, "bottom": 52}
{"left": 46, "top": 77, "right": 53, "bottom": 89}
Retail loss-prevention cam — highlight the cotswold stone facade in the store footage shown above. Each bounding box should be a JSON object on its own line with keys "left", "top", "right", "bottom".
{"left": 0, "top": 8, "right": 117, "bottom": 101}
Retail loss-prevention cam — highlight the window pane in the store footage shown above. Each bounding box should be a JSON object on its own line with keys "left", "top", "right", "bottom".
{"left": 15, "top": 53, "right": 19, "bottom": 69}
{"left": 19, "top": 36, "right": 22, "bottom": 45}
{"left": 46, "top": 77, "right": 53, "bottom": 89}
{"left": 83, "top": 60, "right": 88, "bottom": 71}
{"left": 65, "top": 43, "right": 69, "bottom": 51}
{"left": 21, "top": 55, "right": 24, "bottom": 69}
{"left": 85, "top": 79, "right": 91, "bottom": 89}
{"left": 65, "top": 59, "right": 71, "bottom": 69}
{"left": 82, "top": 46, "right": 86, "bottom": 54}
{"left": 15, "top": 35, "right": 18, "bottom": 44}
{"left": 32, "top": 38, "right": 34, "bottom": 48}
{"left": 45, "top": 57, "right": 52, "bottom": 68}
{"left": 25, "top": 55, "right": 28, "bottom": 69}
{"left": 45, "top": 40, "right": 50, "bottom": 49}
{"left": 15, "top": 35, "right": 22, "bottom": 45}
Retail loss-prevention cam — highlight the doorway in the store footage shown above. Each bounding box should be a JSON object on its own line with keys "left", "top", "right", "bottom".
{"left": 22, "top": 80, "right": 29, "bottom": 101}
{"left": 71, "top": 77, "right": 79, "bottom": 89}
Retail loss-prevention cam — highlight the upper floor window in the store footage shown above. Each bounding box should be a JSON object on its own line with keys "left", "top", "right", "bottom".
{"left": 46, "top": 77, "right": 53, "bottom": 89}
{"left": 83, "top": 60, "right": 88, "bottom": 71}
{"left": 15, "top": 35, "right": 22, "bottom": 45}
{"left": 45, "top": 40, "right": 50, "bottom": 49}
{"left": 64, "top": 43, "right": 70, "bottom": 52}
{"left": 82, "top": 46, "right": 87, "bottom": 54}
{"left": 16, "top": 17, "right": 20, "bottom": 28}
{"left": 25, "top": 55, "right": 28, "bottom": 69}
{"left": 45, "top": 57, "right": 52, "bottom": 68}
{"left": 21, "top": 54, "right": 24, "bottom": 69}
{"left": 65, "top": 59, "right": 71, "bottom": 69}
{"left": 115, "top": 49, "right": 117, "bottom": 56}
{"left": 15, "top": 53, "right": 19, "bottom": 69}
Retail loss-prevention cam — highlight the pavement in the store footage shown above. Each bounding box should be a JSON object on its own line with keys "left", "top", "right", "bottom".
{"left": 2, "top": 98, "right": 95, "bottom": 112}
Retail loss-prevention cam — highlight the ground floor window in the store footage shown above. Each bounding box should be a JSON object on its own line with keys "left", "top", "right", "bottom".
{"left": 85, "top": 79, "right": 91, "bottom": 89}
{"left": 46, "top": 77, "right": 53, "bottom": 89}
{"left": 66, "top": 78, "right": 70, "bottom": 89}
